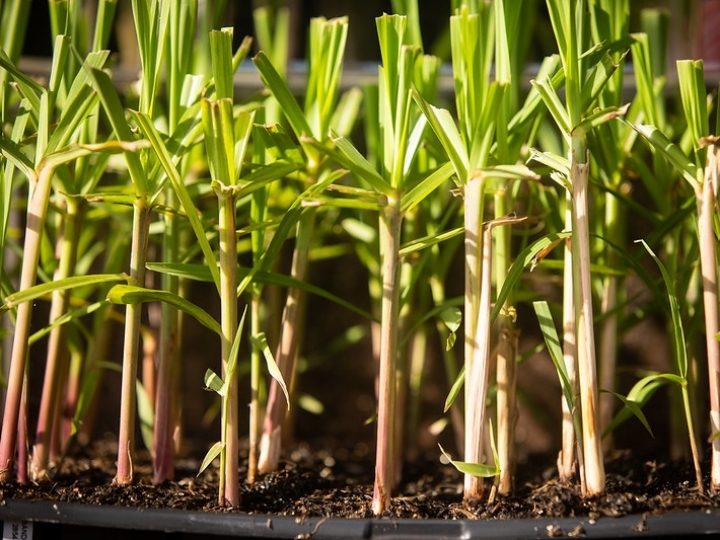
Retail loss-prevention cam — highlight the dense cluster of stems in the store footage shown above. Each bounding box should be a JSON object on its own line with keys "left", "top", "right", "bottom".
{"left": 0, "top": 0, "right": 719, "bottom": 516}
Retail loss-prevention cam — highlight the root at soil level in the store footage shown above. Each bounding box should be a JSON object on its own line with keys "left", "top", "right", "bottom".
{"left": 0, "top": 439, "right": 718, "bottom": 520}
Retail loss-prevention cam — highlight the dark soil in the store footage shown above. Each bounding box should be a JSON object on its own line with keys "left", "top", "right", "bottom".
{"left": 1, "top": 438, "right": 718, "bottom": 521}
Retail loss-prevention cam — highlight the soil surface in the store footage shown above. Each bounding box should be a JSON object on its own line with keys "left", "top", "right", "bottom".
{"left": 0, "top": 438, "right": 720, "bottom": 519}
{"left": 1, "top": 439, "right": 718, "bottom": 521}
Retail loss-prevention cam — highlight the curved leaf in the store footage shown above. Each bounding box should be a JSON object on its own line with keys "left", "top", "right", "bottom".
{"left": 106, "top": 284, "right": 221, "bottom": 336}
{"left": 251, "top": 332, "right": 289, "bottom": 409}
{"left": 4, "top": 273, "right": 128, "bottom": 310}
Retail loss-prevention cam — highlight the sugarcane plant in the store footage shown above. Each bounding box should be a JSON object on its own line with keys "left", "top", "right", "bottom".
{"left": 0, "top": 23, "right": 148, "bottom": 482}
{"left": 529, "top": 0, "right": 631, "bottom": 496}
{"left": 31, "top": 0, "right": 119, "bottom": 481}
{"left": 631, "top": 58, "right": 720, "bottom": 491}
{"left": 413, "top": 1, "right": 540, "bottom": 503}
{"left": 2, "top": 0, "right": 720, "bottom": 517}
{"left": 251, "top": 15, "right": 356, "bottom": 478}
{"left": 309, "top": 13, "right": 460, "bottom": 514}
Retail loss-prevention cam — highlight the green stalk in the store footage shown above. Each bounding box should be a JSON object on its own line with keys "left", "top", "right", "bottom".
{"left": 248, "top": 291, "right": 262, "bottom": 484}
{"left": 681, "top": 378, "right": 704, "bottom": 491}
{"left": 153, "top": 0, "right": 197, "bottom": 485}
{"left": 493, "top": 188, "right": 517, "bottom": 495}
{"left": 254, "top": 16, "right": 350, "bottom": 475}
{"left": 598, "top": 190, "right": 621, "bottom": 451}
{"left": 216, "top": 187, "right": 240, "bottom": 507}
{"left": 201, "top": 27, "right": 255, "bottom": 506}
{"left": 115, "top": 198, "right": 150, "bottom": 485}
{"left": 0, "top": 142, "right": 128, "bottom": 482}
{"left": 258, "top": 207, "right": 315, "bottom": 474}
{"left": 588, "top": 0, "right": 629, "bottom": 452}
{"left": 69, "top": 222, "right": 131, "bottom": 447}
{"left": 372, "top": 195, "right": 402, "bottom": 514}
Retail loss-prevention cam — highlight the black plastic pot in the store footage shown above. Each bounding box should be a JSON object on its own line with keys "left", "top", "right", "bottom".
{"left": 1, "top": 499, "right": 719, "bottom": 539}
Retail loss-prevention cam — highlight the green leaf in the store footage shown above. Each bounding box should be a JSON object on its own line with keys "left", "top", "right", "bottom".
{"left": 85, "top": 67, "right": 147, "bottom": 194}
{"left": 45, "top": 82, "right": 98, "bottom": 155}
{"left": 603, "top": 373, "right": 684, "bottom": 437}
{"left": 253, "top": 51, "right": 312, "bottom": 140}
{"left": 210, "top": 27, "right": 234, "bottom": 100}
{"left": 225, "top": 306, "right": 248, "bottom": 393}
{"left": 400, "top": 161, "right": 454, "bottom": 214}
{"left": 533, "top": 301, "right": 574, "bottom": 412}
{"left": 468, "top": 81, "right": 505, "bottom": 169}
{"left": 439, "top": 440, "right": 499, "bottom": 478}
{"left": 29, "top": 300, "right": 105, "bottom": 345}
{"left": 412, "top": 88, "right": 468, "bottom": 181}
{"left": 0, "top": 135, "right": 36, "bottom": 181}
{"left": 133, "top": 111, "right": 221, "bottom": 290}
{"left": 4, "top": 273, "right": 128, "bottom": 310}
{"left": 250, "top": 269, "right": 376, "bottom": 322}
{"left": 325, "top": 134, "right": 391, "bottom": 195}
{"left": 69, "top": 369, "right": 101, "bottom": 438}
{"left": 136, "top": 380, "right": 155, "bottom": 453}
{"left": 630, "top": 123, "right": 700, "bottom": 188}
{"left": 298, "top": 394, "right": 324, "bottom": 415}
{"left": 305, "top": 17, "right": 349, "bottom": 141}
{"left": 491, "top": 232, "right": 572, "bottom": 324}
{"left": 198, "top": 441, "right": 224, "bottom": 476}
{"left": 0, "top": 47, "right": 44, "bottom": 111}
{"left": 636, "top": 239, "right": 689, "bottom": 378}
{"left": 399, "top": 226, "right": 464, "bottom": 257}
{"left": 531, "top": 77, "right": 571, "bottom": 136}
{"left": 605, "top": 391, "right": 655, "bottom": 438}
{"left": 106, "top": 284, "right": 222, "bottom": 336}
{"left": 251, "top": 332, "right": 290, "bottom": 409}
{"left": 440, "top": 306, "right": 462, "bottom": 334}
{"left": 677, "top": 60, "right": 709, "bottom": 151}
{"left": 331, "top": 87, "right": 362, "bottom": 139}
{"left": 202, "top": 97, "right": 237, "bottom": 186}
{"left": 145, "top": 262, "right": 214, "bottom": 282}
{"left": 204, "top": 368, "right": 225, "bottom": 396}
{"left": 580, "top": 50, "right": 627, "bottom": 111}
{"left": 444, "top": 365, "right": 464, "bottom": 413}
{"left": 237, "top": 161, "right": 298, "bottom": 199}
{"left": 132, "top": 0, "right": 170, "bottom": 115}
{"left": 573, "top": 104, "right": 629, "bottom": 138}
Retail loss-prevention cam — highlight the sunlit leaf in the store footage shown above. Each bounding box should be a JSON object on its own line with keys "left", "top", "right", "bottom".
{"left": 198, "top": 441, "right": 225, "bottom": 476}
{"left": 439, "top": 440, "right": 499, "bottom": 478}
{"left": 251, "top": 332, "right": 290, "bottom": 409}
{"left": 106, "top": 284, "right": 221, "bottom": 336}
{"left": 204, "top": 368, "right": 225, "bottom": 396}
{"left": 4, "top": 273, "right": 128, "bottom": 310}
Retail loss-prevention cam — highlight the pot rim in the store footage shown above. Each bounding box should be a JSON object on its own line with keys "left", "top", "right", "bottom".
{"left": 1, "top": 498, "right": 719, "bottom": 539}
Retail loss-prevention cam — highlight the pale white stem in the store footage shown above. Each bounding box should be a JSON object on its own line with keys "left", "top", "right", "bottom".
{"left": 559, "top": 193, "right": 577, "bottom": 483}
{"left": 464, "top": 223, "right": 493, "bottom": 503}
{"left": 571, "top": 153, "right": 605, "bottom": 496}
{"left": 699, "top": 145, "right": 720, "bottom": 489}
{"left": 463, "top": 175, "right": 484, "bottom": 501}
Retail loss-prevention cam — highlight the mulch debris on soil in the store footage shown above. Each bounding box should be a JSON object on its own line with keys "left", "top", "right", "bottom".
{"left": 1, "top": 439, "right": 718, "bottom": 520}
